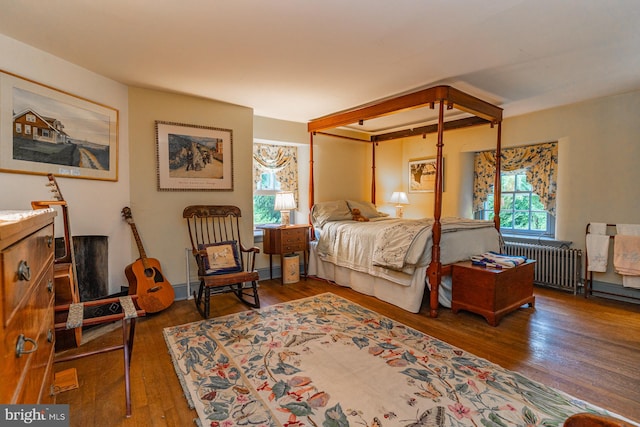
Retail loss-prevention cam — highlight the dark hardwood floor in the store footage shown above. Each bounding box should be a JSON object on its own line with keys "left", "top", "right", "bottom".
{"left": 54, "top": 278, "right": 640, "bottom": 426}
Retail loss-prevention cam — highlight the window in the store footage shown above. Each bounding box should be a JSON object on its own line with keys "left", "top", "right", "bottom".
{"left": 473, "top": 142, "right": 558, "bottom": 237}
{"left": 15, "top": 123, "right": 22, "bottom": 133}
{"left": 477, "top": 171, "right": 555, "bottom": 236}
{"left": 254, "top": 170, "right": 283, "bottom": 225}
{"left": 253, "top": 143, "right": 298, "bottom": 227}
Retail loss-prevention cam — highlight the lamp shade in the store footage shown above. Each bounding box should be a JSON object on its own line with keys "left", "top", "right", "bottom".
{"left": 390, "top": 191, "right": 409, "bottom": 205}
{"left": 274, "top": 191, "right": 297, "bottom": 211}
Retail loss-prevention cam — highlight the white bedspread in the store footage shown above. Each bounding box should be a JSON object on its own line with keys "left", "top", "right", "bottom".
{"left": 316, "top": 217, "right": 496, "bottom": 286}
{"left": 372, "top": 217, "right": 496, "bottom": 269}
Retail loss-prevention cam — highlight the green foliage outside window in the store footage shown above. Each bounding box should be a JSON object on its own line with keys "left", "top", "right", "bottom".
{"left": 480, "top": 172, "right": 550, "bottom": 234}
{"left": 254, "top": 171, "right": 283, "bottom": 225}
{"left": 254, "top": 195, "right": 281, "bottom": 225}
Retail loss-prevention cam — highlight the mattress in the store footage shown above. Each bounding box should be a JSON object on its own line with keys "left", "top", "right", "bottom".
{"left": 309, "top": 218, "right": 501, "bottom": 312}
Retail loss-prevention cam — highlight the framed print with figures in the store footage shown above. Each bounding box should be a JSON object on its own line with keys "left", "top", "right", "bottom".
{"left": 155, "top": 121, "right": 233, "bottom": 191}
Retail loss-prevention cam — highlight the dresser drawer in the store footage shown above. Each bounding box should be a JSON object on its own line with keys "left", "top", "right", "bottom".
{"left": 0, "top": 209, "right": 56, "bottom": 405}
{"left": 38, "top": 350, "right": 56, "bottom": 404}
{"left": 2, "top": 224, "right": 54, "bottom": 327}
{"left": 0, "top": 263, "right": 55, "bottom": 403}
{"left": 15, "top": 303, "right": 55, "bottom": 404}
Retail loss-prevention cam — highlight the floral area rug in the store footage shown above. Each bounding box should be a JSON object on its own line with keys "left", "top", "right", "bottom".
{"left": 163, "top": 293, "right": 631, "bottom": 427}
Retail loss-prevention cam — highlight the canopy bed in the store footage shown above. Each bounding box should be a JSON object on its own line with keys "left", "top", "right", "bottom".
{"left": 307, "top": 85, "right": 504, "bottom": 317}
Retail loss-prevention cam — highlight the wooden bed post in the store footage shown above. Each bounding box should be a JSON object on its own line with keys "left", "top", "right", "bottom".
{"left": 371, "top": 142, "right": 376, "bottom": 204}
{"left": 309, "top": 132, "right": 315, "bottom": 238}
{"left": 493, "top": 121, "right": 502, "bottom": 231}
{"left": 306, "top": 85, "right": 504, "bottom": 319}
{"left": 428, "top": 100, "right": 446, "bottom": 318}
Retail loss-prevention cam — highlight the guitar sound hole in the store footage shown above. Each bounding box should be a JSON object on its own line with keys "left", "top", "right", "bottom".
{"left": 144, "top": 267, "right": 164, "bottom": 283}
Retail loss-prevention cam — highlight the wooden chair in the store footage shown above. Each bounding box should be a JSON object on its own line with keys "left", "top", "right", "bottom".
{"left": 183, "top": 205, "right": 261, "bottom": 318}
{"left": 564, "top": 413, "right": 635, "bottom": 427}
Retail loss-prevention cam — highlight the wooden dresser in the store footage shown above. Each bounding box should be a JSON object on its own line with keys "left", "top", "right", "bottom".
{"left": 0, "top": 209, "right": 57, "bottom": 403}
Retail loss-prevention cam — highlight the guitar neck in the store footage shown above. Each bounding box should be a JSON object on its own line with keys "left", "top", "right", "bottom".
{"left": 59, "top": 204, "right": 74, "bottom": 264}
{"left": 44, "top": 174, "right": 79, "bottom": 291}
{"left": 58, "top": 204, "right": 81, "bottom": 297}
{"left": 31, "top": 200, "right": 76, "bottom": 270}
{"left": 129, "top": 222, "right": 150, "bottom": 268}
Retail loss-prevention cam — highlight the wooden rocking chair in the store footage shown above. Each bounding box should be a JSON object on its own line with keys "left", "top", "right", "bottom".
{"left": 183, "top": 205, "right": 261, "bottom": 318}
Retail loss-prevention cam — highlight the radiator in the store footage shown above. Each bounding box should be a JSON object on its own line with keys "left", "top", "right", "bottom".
{"left": 503, "top": 242, "right": 582, "bottom": 294}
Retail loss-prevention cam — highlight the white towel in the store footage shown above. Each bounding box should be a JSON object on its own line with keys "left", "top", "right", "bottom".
{"left": 586, "top": 234, "right": 609, "bottom": 272}
{"left": 614, "top": 232, "right": 640, "bottom": 289}
{"left": 617, "top": 224, "right": 640, "bottom": 236}
{"left": 589, "top": 222, "right": 607, "bottom": 235}
{"left": 623, "top": 276, "right": 640, "bottom": 289}
{"left": 613, "top": 234, "right": 640, "bottom": 275}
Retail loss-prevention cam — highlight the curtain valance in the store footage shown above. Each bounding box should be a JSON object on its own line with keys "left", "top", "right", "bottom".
{"left": 253, "top": 143, "right": 298, "bottom": 198}
{"left": 473, "top": 142, "right": 558, "bottom": 215}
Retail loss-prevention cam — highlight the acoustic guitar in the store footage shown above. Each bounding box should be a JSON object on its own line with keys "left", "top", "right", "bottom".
{"left": 32, "top": 174, "right": 82, "bottom": 351}
{"left": 121, "top": 207, "right": 175, "bottom": 313}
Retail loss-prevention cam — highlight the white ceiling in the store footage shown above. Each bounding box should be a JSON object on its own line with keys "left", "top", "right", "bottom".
{"left": 1, "top": 0, "right": 640, "bottom": 131}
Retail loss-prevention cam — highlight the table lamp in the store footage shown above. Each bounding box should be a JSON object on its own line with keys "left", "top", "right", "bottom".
{"left": 390, "top": 191, "right": 409, "bottom": 218}
{"left": 274, "top": 191, "right": 296, "bottom": 226}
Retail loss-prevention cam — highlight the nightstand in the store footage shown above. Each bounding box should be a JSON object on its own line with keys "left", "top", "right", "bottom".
{"left": 260, "top": 224, "right": 310, "bottom": 283}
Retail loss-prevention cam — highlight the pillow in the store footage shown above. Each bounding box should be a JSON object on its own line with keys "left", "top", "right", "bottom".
{"left": 198, "top": 241, "right": 242, "bottom": 275}
{"left": 346, "top": 200, "right": 387, "bottom": 219}
{"left": 311, "top": 200, "right": 352, "bottom": 228}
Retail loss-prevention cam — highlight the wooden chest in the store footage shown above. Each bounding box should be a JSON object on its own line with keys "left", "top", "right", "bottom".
{"left": 451, "top": 260, "right": 536, "bottom": 326}
{"left": 0, "top": 209, "right": 57, "bottom": 403}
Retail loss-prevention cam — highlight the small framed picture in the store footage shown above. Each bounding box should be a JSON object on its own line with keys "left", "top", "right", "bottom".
{"left": 155, "top": 121, "right": 233, "bottom": 191}
{"left": 409, "top": 157, "right": 443, "bottom": 193}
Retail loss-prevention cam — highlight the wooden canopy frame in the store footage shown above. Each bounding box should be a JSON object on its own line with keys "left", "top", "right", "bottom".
{"left": 307, "top": 85, "right": 503, "bottom": 318}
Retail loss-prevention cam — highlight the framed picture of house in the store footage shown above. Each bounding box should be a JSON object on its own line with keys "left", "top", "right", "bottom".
{"left": 408, "top": 157, "right": 443, "bottom": 193}
{"left": 155, "top": 121, "right": 233, "bottom": 191}
{"left": 0, "top": 70, "right": 119, "bottom": 181}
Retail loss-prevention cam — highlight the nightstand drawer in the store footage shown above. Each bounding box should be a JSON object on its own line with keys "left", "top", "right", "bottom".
{"left": 282, "top": 242, "right": 307, "bottom": 252}
{"left": 281, "top": 228, "right": 306, "bottom": 245}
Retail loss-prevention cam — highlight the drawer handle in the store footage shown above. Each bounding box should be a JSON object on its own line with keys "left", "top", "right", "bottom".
{"left": 47, "top": 329, "right": 54, "bottom": 343}
{"left": 15, "top": 334, "right": 38, "bottom": 357}
{"left": 47, "top": 235, "right": 54, "bottom": 248}
{"left": 17, "top": 260, "right": 31, "bottom": 281}
{"left": 47, "top": 280, "right": 54, "bottom": 293}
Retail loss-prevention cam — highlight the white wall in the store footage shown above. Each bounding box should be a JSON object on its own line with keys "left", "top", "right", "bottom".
{"left": 128, "top": 87, "right": 254, "bottom": 293}
{"left": 0, "top": 34, "right": 131, "bottom": 295}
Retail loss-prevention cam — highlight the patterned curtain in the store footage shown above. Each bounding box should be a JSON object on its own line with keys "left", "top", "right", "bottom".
{"left": 253, "top": 143, "right": 298, "bottom": 198}
{"left": 473, "top": 142, "right": 558, "bottom": 215}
